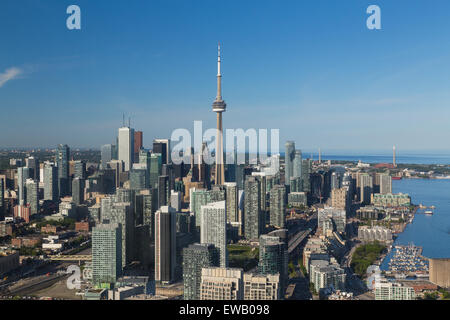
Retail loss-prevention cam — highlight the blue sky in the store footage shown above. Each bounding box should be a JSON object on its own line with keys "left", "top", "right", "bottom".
{"left": 1, "top": 0, "right": 450, "bottom": 154}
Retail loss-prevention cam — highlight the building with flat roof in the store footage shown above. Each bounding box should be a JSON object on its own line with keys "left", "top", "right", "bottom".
{"left": 92, "top": 223, "right": 122, "bottom": 286}
{"left": 375, "top": 278, "right": 416, "bottom": 300}
{"left": 243, "top": 273, "right": 280, "bottom": 300}
{"left": 200, "top": 267, "right": 243, "bottom": 300}
{"left": 429, "top": 258, "right": 450, "bottom": 288}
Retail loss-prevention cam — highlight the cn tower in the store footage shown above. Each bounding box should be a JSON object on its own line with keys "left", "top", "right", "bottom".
{"left": 213, "top": 43, "right": 226, "bottom": 185}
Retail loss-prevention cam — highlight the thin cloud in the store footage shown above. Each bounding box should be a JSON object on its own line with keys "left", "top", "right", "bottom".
{"left": 0, "top": 67, "right": 23, "bottom": 88}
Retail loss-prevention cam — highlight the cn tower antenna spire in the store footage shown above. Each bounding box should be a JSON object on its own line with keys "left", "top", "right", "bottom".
{"left": 216, "top": 42, "right": 222, "bottom": 100}
{"left": 212, "top": 42, "right": 226, "bottom": 185}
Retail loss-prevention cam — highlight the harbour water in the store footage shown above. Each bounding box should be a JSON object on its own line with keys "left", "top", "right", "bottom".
{"left": 381, "top": 179, "right": 450, "bottom": 270}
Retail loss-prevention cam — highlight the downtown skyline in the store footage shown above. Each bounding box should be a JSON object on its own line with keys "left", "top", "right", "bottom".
{"left": 1, "top": 1, "right": 450, "bottom": 152}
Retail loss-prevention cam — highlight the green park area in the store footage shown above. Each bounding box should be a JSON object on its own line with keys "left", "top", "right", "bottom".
{"left": 227, "top": 245, "right": 259, "bottom": 272}
{"left": 351, "top": 241, "right": 386, "bottom": 278}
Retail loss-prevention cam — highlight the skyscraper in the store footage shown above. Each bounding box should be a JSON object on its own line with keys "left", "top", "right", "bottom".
{"left": 129, "top": 167, "right": 149, "bottom": 190}
{"left": 292, "top": 149, "right": 302, "bottom": 179}
{"left": 212, "top": 44, "right": 226, "bottom": 186}
{"left": 201, "top": 201, "right": 227, "bottom": 268}
{"left": 149, "top": 153, "right": 162, "bottom": 189}
{"left": 360, "top": 173, "right": 373, "bottom": 205}
{"left": 379, "top": 174, "right": 392, "bottom": 194}
{"left": 155, "top": 206, "right": 176, "bottom": 283}
{"left": 244, "top": 176, "right": 262, "bottom": 240}
{"left": 393, "top": 145, "right": 397, "bottom": 168}
{"left": 153, "top": 139, "right": 170, "bottom": 165}
{"left": 224, "top": 182, "right": 238, "bottom": 223}
{"left": 269, "top": 185, "right": 286, "bottom": 228}
{"left": 183, "top": 243, "right": 220, "bottom": 300}
{"left": 44, "top": 162, "right": 58, "bottom": 202}
{"left": 17, "top": 167, "right": 31, "bottom": 204}
{"left": 258, "top": 233, "right": 288, "bottom": 292}
{"left": 158, "top": 175, "right": 169, "bottom": 208}
{"left": 25, "top": 179, "right": 39, "bottom": 215}
{"left": 72, "top": 177, "right": 85, "bottom": 205}
{"left": 56, "top": 144, "right": 70, "bottom": 197}
{"left": 284, "top": 141, "right": 295, "bottom": 186}
{"left": 118, "top": 126, "right": 134, "bottom": 171}
{"left": 101, "top": 144, "right": 113, "bottom": 169}
{"left": 74, "top": 160, "right": 86, "bottom": 179}
{"left": 101, "top": 198, "right": 134, "bottom": 268}
{"left": 134, "top": 131, "right": 143, "bottom": 162}
{"left": 25, "top": 156, "right": 39, "bottom": 181}
{"left": 92, "top": 223, "right": 122, "bottom": 286}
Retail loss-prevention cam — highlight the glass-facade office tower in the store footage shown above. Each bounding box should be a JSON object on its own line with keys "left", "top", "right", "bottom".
{"left": 201, "top": 201, "right": 227, "bottom": 268}
{"left": 74, "top": 160, "right": 86, "bottom": 179}
{"left": 244, "top": 176, "right": 262, "bottom": 240}
{"left": 56, "top": 144, "right": 70, "bottom": 197}
{"left": 182, "top": 243, "right": 219, "bottom": 300}
{"left": 269, "top": 185, "right": 286, "bottom": 228}
{"left": 149, "top": 153, "right": 162, "bottom": 189}
{"left": 25, "top": 156, "right": 39, "bottom": 181}
{"left": 17, "top": 167, "right": 31, "bottom": 204}
{"left": 25, "top": 179, "right": 39, "bottom": 215}
{"left": 118, "top": 126, "right": 135, "bottom": 171}
{"left": 72, "top": 177, "right": 85, "bottom": 205}
{"left": 92, "top": 223, "right": 122, "bottom": 286}
{"left": 153, "top": 139, "right": 170, "bottom": 165}
{"left": 101, "top": 197, "right": 134, "bottom": 268}
{"left": 101, "top": 144, "right": 113, "bottom": 169}
{"left": 284, "top": 141, "right": 295, "bottom": 186}
{"left": 130, "top": 167, "right": 149, "bottom": 190}
{"left": 44, "top": 163, "right": 58, "bottom": 202}
{"left": 258, "top": 234, "right": 288, "bottom": 292}
{"left": 155, "top": 206, "right": 176, "bottom": 283}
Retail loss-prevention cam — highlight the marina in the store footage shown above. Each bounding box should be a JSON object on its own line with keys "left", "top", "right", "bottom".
{"left": 385, "top": 244, "right": 429, "bottom": 278}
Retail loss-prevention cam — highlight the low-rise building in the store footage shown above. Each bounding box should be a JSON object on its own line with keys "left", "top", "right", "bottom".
{"left": 375, "top": 278, "right": 416, "bottom": 300}
{"left": 372, "top": 193, "right": 411, "bottom": 207}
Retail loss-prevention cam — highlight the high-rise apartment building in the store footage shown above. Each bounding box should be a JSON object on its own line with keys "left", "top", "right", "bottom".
{"left": 269, "top": 185, "right": 286, "bottom": 228}
{"left": 224, "top": 182, "right": 238, "bottom": 223}
{"left": 92, "top": 223, "right": 122, "bottom": 286}
{"left": 201, "top": 201, "right": 227, "bottom": 268}
{"left": 284, "top": 141, "right": 295, "bottom": 186}
{"left": 379, "top": 174, "right": 392, "bottom": 194}
{"left": 25, "top": 179, "right": 39, "bottom": 214}
{"left": 244, "top": 176, "right": 262, "bottom": 240}
{"left": 292, "top": 150, "right": 302, "bottom": 179}
{"left": 56, "top": 144, "right": 70, "bottom": 197}
{"left": 182, "top": 243, "right": 220, "bottom": 300}
{"left": 101, "top": 198, "right": 134, "bottom": 268}
{"left": 360, "top": 173, "right": 373, "bottom": 205}
{"left": 44, "top": 162, "right": 58, "bottom": 202}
